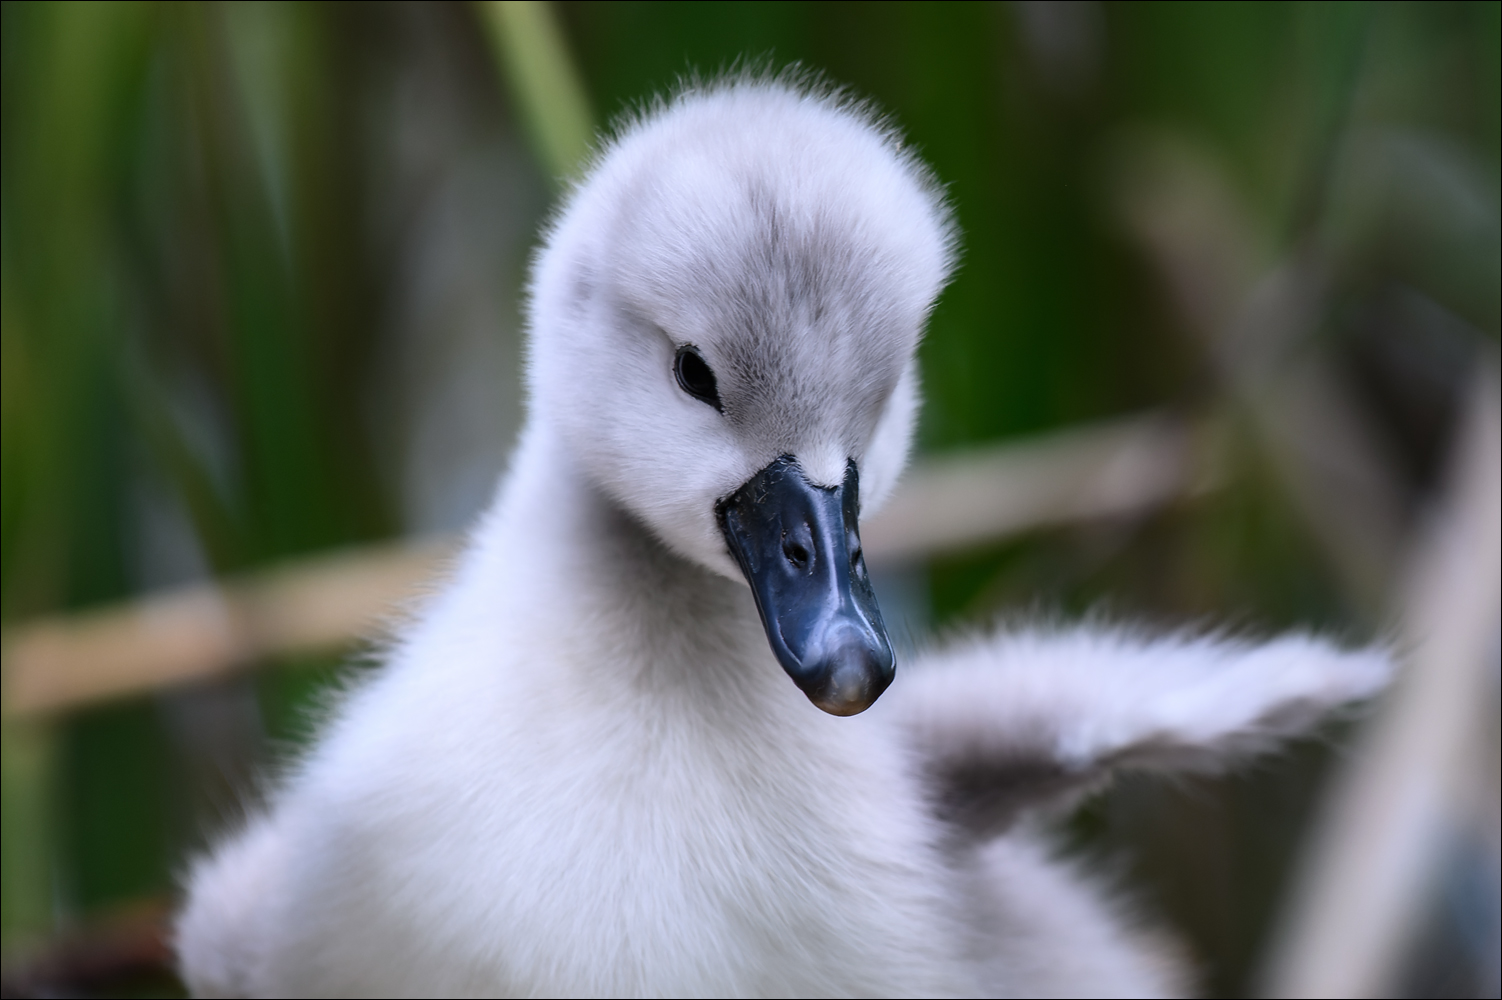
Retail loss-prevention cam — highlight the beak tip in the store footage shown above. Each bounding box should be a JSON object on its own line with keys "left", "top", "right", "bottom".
{"left": 802, "top": 643, "right": 894, "bottom": 717}
{"left": 810, "top": 694, "right": 879, "bottom": 717}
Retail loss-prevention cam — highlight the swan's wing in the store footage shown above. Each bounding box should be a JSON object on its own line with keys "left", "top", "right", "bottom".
{"left": 893, "top": 626, "right": 1392, "bottom": 838}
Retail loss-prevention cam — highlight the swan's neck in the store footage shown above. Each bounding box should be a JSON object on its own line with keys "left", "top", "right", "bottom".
{"left": 464, "top": 421, "right": 796, "bottom": 719}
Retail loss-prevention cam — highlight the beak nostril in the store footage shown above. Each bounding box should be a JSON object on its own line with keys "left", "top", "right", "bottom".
{"left": 783, "top": 542, "right": 809, "bottom": 569}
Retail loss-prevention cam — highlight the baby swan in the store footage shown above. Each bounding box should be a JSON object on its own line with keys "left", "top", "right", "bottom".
{"left": 177, "top": 80, "right": 1388, "bottom": 998}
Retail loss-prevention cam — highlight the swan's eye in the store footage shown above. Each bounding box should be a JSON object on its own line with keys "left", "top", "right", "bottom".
{"left": 674, "top": 346, "right": 722, "bottom": 412}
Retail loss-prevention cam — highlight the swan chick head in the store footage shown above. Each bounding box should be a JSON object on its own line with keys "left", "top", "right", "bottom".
{"left": 527, "top": 78, "right": 956, "bottom": 711}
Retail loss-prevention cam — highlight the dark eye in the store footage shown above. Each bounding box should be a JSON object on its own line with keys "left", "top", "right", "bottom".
{"left": 674, "top": 346, "right": 722, "bottom": 412}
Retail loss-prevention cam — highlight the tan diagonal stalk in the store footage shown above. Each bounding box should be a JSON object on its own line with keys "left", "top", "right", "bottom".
{"left": 1262, "top": 368, "right": 1502, "bottom": 998}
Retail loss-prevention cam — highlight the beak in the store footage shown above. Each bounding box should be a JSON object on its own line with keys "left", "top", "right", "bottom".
{"left": 715, "top": 455, "right": 895, "bottom": 716}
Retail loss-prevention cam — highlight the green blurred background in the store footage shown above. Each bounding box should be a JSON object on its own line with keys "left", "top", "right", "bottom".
{"left": 2, "top": 2, "right": 1498, "bottom": 996}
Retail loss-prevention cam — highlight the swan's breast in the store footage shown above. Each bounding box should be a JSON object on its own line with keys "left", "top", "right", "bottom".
{"left": 259, "top": 623, "right": 971, "bottom": 996}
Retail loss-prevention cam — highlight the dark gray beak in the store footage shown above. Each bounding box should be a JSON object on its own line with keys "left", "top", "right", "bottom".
{"left": 715, "top": 455, "right": 895, "bottom": 716}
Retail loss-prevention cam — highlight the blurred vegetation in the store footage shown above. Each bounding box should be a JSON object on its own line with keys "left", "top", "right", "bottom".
{"left": 2, "top": 2, "right": 1497, "bottom": 996}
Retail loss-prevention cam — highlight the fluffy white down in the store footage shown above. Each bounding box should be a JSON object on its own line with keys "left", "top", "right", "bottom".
{"left": 175, "top": 79, "right": 1391, "bottom": 999}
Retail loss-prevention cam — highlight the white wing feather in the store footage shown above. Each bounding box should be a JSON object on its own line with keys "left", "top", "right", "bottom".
{"left": 893, "top": 624, "right": 1392, "bottom": 836}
